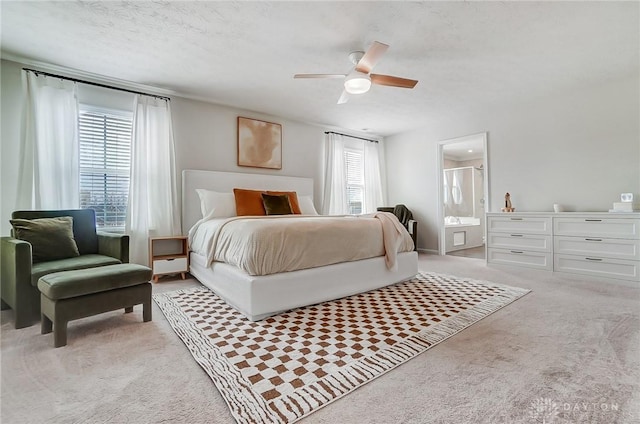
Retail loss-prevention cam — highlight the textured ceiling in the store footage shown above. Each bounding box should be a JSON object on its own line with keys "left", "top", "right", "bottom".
{"left": 1, "top": 1, "right": 638, "bottom": 136}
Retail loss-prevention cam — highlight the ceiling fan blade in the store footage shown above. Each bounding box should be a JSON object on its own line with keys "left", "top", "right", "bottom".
{"left": 337, "top": 90, "right": 350, "bottom": 104}
{"left": 370, "top": 74, "right": 418, "bottom": 89}
{"left": 294, "top": 74, "right": 346, "bottom": 79}
{"left": 355, "top": 41, "right": 389, "bottom": 73}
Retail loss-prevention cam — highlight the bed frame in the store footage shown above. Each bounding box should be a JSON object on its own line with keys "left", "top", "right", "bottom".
{"left": 182, "top": 169, "right": 418, "bottom": 320}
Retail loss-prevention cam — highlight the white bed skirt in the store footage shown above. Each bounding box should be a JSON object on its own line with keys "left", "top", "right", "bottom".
{"left": 189, "top": 251, "right": 419, "bottom": 321}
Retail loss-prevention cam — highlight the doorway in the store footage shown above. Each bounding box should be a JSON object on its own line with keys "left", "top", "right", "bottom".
{"left": 437, "top": 133, "right": 489, "bottom": 259}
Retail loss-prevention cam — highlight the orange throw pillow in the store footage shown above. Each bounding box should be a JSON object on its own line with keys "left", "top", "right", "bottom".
{"left": 233, "top": 188, "right": 266, "bottom": 216}
{"left": 267, "top": 191, "right": 301, "bottom": 214}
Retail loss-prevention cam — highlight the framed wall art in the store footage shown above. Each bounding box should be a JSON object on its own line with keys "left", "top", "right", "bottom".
{"left": 237, "top": 116, "right": 282, "bottom": 169}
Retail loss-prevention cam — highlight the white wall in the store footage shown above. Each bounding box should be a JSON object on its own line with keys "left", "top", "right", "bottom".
{"left": 0, "top": 58, "right": 348, "bottom": 235}
{"left": 170, "top": 97, "right": 326, "bottom": 213}
{"left": 385, "top": 75, "right": 640, "bottom": 252}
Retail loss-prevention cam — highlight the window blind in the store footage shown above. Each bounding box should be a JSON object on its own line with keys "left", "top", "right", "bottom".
{"left": 78, "top": 108, "right": 132, "bottom": 230}
{"left": 344, "top": 148, "right": 364, "bottom": 214}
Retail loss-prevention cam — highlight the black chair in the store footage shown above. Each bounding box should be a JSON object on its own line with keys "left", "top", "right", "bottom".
{"left": 377, "top": 205, "right": 417, "bottom": 250}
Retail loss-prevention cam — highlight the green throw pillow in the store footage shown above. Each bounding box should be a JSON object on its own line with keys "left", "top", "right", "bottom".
{"left": 261, "top": 193, "right": 293, "bottom": 215}
{"left": 10, "top": 216, "right": 80, "bottom": 263}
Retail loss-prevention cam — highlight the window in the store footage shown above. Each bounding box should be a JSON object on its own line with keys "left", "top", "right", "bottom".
{"left": 78, "top": 106, "right": 132, "bottom": 231}
{"left": 344, "top": 147, "right": 364, "bottom": 214}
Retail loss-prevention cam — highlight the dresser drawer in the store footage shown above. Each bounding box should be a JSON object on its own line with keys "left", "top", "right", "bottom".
{"left": 487, "top": 233, "right": 552, "bottom": 252}
{"left": 554, "top": 236, "right": 640, "bottom": 261}
{"left": 487, "top": 216, "right": 551, "bottom": 235}
{"left": 153, "top": 257, "right": 188, "bottom": 274}
{"left": 554, "top": 254, "right": 640, "bottom": 282}
{"left": 554, "top": 217, "right": 640, "bottom": 239}
{"left": 487, "top": 248, "right": 552, "bottom": 271}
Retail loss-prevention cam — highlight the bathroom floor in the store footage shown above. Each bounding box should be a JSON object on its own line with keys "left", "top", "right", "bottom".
{"left": 447, "top": 245, "right": 485, "bottom": 260}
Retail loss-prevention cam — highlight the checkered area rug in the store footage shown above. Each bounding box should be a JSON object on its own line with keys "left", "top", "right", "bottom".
{"left": 154, "top": 271, "right": 530, "bottom": 424}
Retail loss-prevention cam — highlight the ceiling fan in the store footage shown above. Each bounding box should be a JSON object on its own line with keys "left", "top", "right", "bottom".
{"left": 294, "top": 41, "right": 418, "bottom": 104}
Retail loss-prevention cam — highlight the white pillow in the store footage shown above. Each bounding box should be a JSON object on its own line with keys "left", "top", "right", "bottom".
{"left": 298, "top": 195, "right": 319, "bottom": 215}
{"left": 195, "top": 189, "right": 236, "bottom": 218}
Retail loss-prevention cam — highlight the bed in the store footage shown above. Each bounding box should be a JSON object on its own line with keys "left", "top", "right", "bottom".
{"left": 182, "top": 169, "right": 418, "bottom": 321}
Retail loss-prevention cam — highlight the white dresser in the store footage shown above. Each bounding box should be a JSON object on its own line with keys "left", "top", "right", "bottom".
{"left": 487, "top": 212, "right": 640, "bottom": 282}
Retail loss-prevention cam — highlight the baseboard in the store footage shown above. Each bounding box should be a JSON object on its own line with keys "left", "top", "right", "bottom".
{"left": 417, "top": 248, "right": 439, "bottom": 255}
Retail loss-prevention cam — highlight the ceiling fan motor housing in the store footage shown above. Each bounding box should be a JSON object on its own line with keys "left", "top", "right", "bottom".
{"left": 348, "top": 51, "right": 365, "bottom": 65}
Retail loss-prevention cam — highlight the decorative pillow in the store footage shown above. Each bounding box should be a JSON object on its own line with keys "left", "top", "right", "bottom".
{"left": 261, "top": 193, "right": 293, "bottom": 215}
{"left": 233, "top": 188, "right": 267, "bottom": 216}
{"left": 266, "top": 191, "right": 301, "bottom": 214}
{"left": 196, "top": 189, "right": 236, "bottom": 218}
{"left": 10, "top": 216, "right": 80, "bottom": 263}
{"left": 298, "top": 195, "right": 319, "bottom": 215}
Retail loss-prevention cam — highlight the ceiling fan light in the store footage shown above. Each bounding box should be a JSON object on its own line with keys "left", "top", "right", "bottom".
{"left": 344, "top": 72, "right": 371, "bottom": 94}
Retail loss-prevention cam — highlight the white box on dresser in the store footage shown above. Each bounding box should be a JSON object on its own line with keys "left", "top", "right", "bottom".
{"left": 486, "top": 212, "right": 640, "bottom": 283}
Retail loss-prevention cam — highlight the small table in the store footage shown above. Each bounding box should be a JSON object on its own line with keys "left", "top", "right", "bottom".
{"left": 149, "top": 236, "right": 189, "bottom": 282}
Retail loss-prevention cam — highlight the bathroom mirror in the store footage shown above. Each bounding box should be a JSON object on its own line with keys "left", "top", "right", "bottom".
{"left": 437, "top": 132, "right": 489, "bottom": 258}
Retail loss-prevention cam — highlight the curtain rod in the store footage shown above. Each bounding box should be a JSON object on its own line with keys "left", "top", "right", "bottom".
{"left": 324, "top": 131, "right": 378, "bottom": 143}
{"left": 22, "top": 68, "right": 171, "bottom": 101}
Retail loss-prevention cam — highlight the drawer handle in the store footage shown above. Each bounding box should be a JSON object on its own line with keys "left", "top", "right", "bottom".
{"left": 510, "top": 250, "right": 524, "bottom": 254}
{"left": 510, "top": 234, "right": 524, "bottom": 237}
{"left": 510, "top": 218, "right": 523, "bottom": 221}
{"left": 585, "top": 219, "right": 602, "bottom": 222}
{"left": 585, "top": 238, "right": 602, "bottom": 242}
{"left": 585, "top": 257, "right": 603, "bottom": 261}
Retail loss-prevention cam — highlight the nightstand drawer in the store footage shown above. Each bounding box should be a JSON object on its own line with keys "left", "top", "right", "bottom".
{"left": 153, "top": 257, "right": 188, "bottom": 274}
{"left": 487, "top": 248, "right": 552, "bottom": 271}
{"left": 554, "top": 236, "right": 640, "bottom": 260}
{"left": 554, "top": 254, "right": 639, "bottom": 282}
{"left": 487, "top": 216, "right": 552, "bottom": 235}
{"left": 487, "top": 233, "right": 552, "bottom": 252}
{"left": 554, "top": 217, "right": 640, "bottom": 239}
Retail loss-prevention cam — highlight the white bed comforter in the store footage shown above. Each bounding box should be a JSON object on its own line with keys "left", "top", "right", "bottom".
{"left": 188, "top": 213, "right": 414, "bottom": 276}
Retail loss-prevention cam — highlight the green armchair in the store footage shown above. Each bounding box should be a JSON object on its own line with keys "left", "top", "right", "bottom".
{"left": 1, "top": 209, "right": 129, "bottom": 329}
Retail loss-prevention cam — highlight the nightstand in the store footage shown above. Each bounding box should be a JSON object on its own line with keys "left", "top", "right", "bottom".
{"left": 149, "top": 236, "right": 189, "bottom": 282}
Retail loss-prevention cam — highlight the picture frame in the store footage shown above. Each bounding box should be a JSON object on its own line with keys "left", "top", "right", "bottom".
{"left": 237, "top": 116, "right": 282, "bottom": 170}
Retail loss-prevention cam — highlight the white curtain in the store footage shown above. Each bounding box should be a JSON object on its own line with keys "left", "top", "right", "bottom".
{"left": 443, "top": 170, "right": 451, "bottom": 206}
{"left": 322, "top": 132, "right": 348, "bottom": 215}
{"left": 17, "top": 71, "right": 79, "bottom": 209}
{"left": 452, "top": 169, "right": 464, "bottom": 205}
{"left": 363, "top": 140, "right": 384, "bottom": 213}
{"left": 126, "top": 95, "right": 181, "bottom": 265}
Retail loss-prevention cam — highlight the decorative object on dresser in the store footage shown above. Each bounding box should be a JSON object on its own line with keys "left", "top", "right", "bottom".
{"left": 501, "top": 192, "right": 515, "bottom": 212}
{"left": 610, "top": 192, "right": 639, "bottom": 212}
{"left": 154, "top": 271, "right": 530, "bottom": 424}
{"left": 149, "top": 236, "right": 188, "bottom": 282}
{"left": 487, "top": 212, "right": 640, "bottom": 282}
{"left": 237, "top": 116, "right": 282, "bottom": 170}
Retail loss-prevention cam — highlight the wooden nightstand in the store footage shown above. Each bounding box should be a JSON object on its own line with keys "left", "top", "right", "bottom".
{"left": 149, "top": 236, "right": 189, "bottom": 282}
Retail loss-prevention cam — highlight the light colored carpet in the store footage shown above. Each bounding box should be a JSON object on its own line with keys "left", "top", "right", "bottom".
{"left": 153, "top": 271, "right": 529, "bottom": 424}
{"left": 1, "top": 254, "right": 638, "bottom": 423}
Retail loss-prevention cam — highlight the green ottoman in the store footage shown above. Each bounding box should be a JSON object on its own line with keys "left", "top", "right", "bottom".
{"left": 38, "top": 263, "right": 152, "bottom": 347}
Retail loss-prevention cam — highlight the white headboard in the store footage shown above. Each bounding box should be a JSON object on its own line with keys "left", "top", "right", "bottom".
{"left": 182, "top": 169, "right": 314, "bottom": 234}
